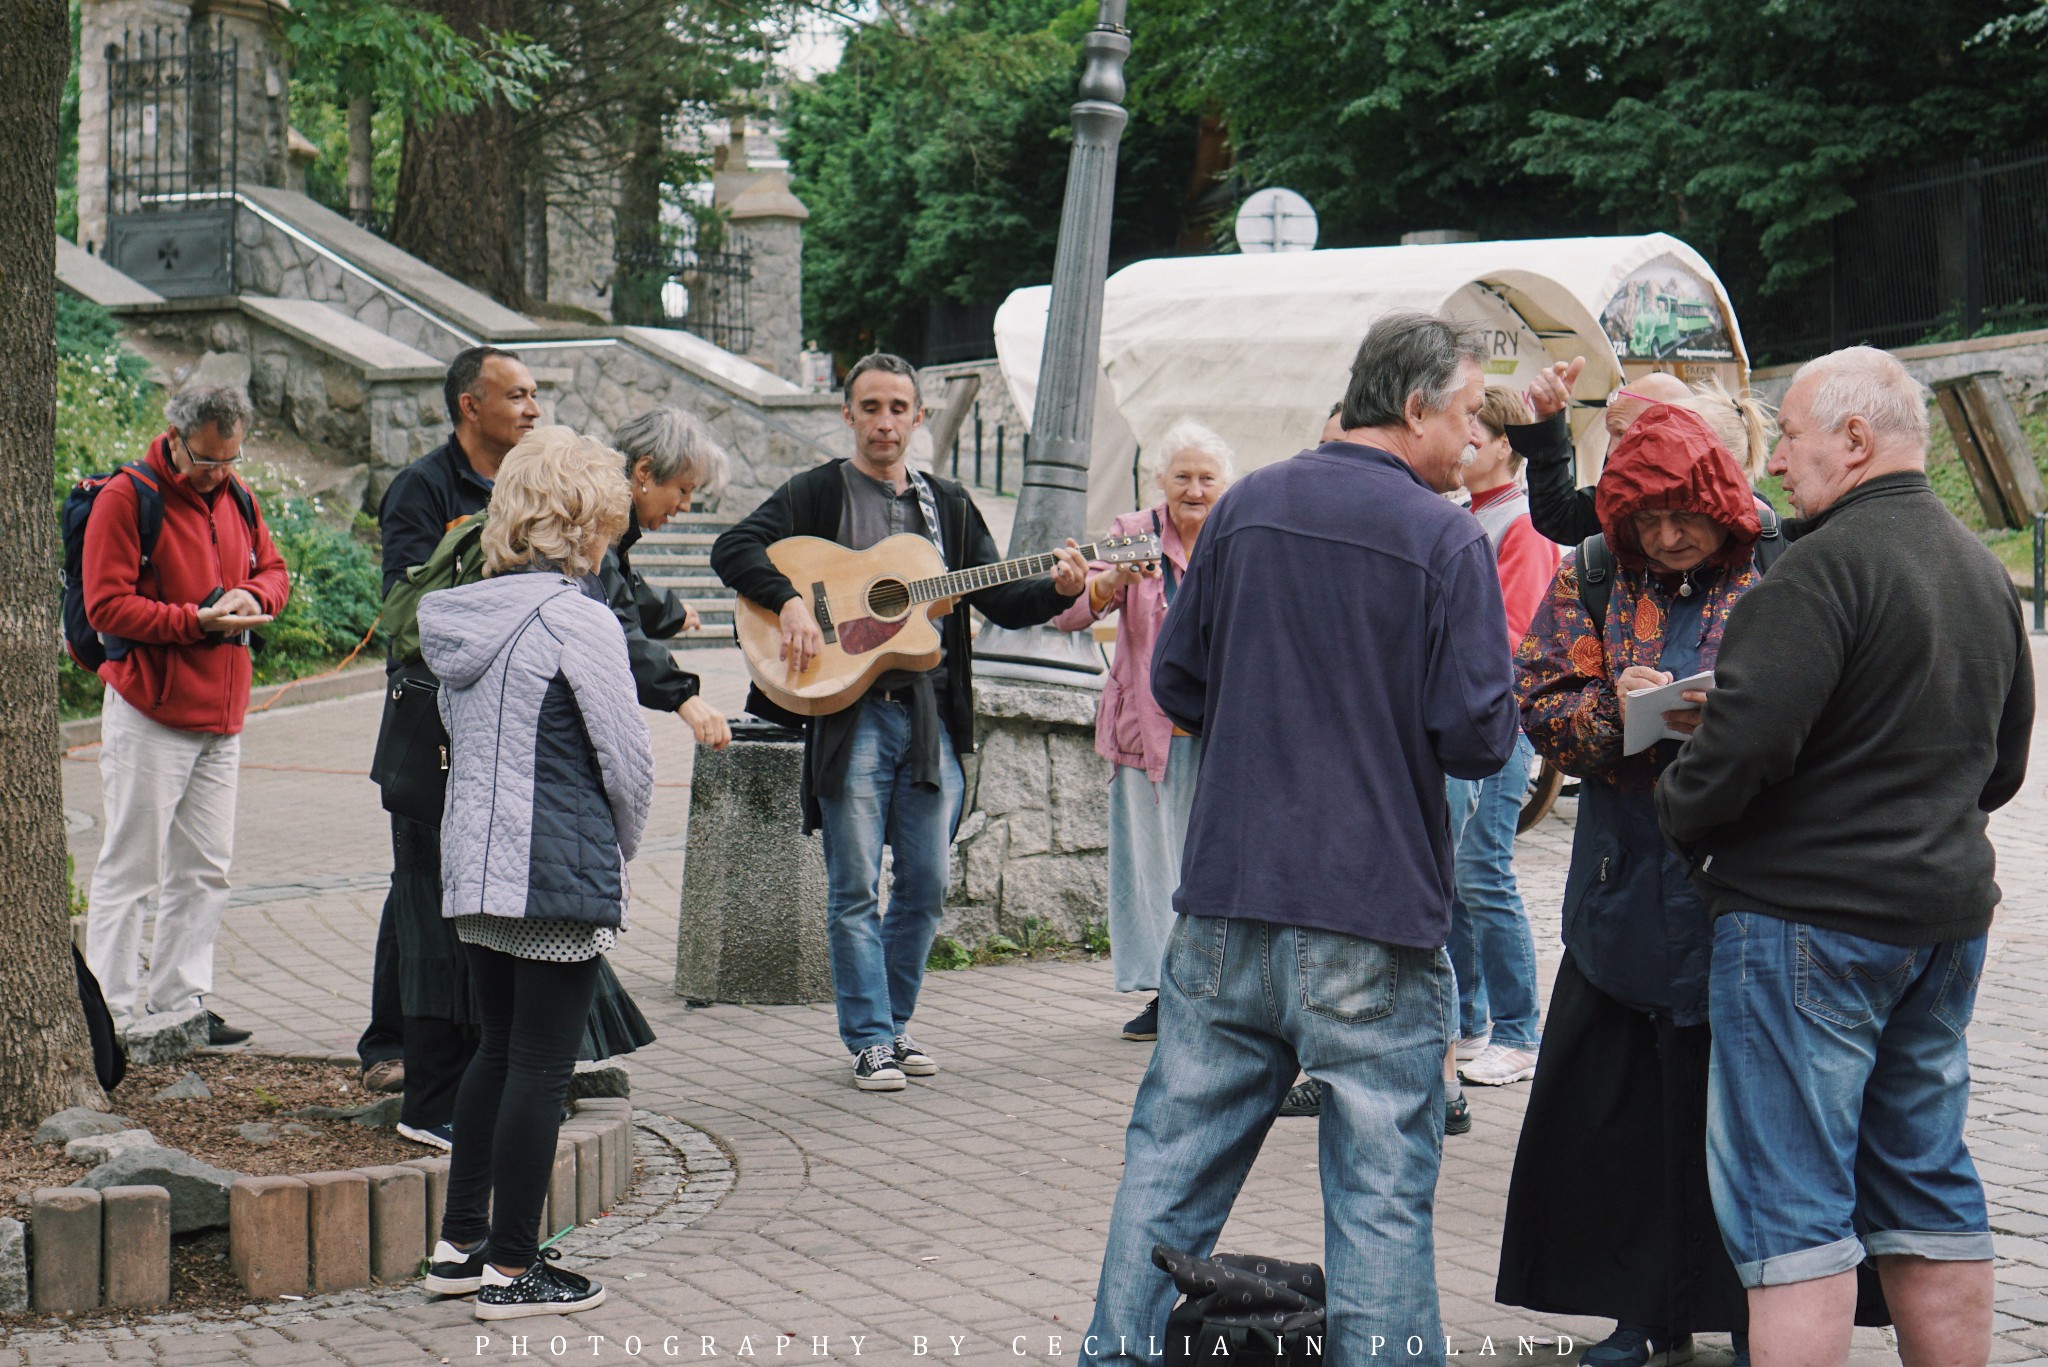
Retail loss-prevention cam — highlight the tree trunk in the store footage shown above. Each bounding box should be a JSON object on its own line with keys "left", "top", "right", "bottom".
{"left": 0, "top": 0, "right": 110, "bottom": 1127}
{"left": 346, "top": 94, "right": 374, "bottom": 218}
{"left": 392, "top": 0, "right": 529, "bottom": 308}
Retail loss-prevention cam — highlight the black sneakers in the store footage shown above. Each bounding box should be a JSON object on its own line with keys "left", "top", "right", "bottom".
{"left": 474, "top": 1249, "right": 606, "bottom": 1320}
{"left": 1445, "top": 1092, "right": 1473, "bottom": 1136}
{"left": 205, "top": 1011, "right": 252, "bottom": 1047}
{"left": 1121, "top": 997, "right": 1160, "bottom": 1041}
{"left": 853, "top": 1043, "right": 907, "bottom": 1092}
{"left": 423, "top": 1239, "right": 490, "bottom": 1296}
{"left": 893, "top": 1034, "right": 937, "bottom": 1077}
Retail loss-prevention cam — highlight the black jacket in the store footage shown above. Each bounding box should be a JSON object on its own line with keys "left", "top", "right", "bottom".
{"left": 1656, "top": 473, "right": 2035, "bottom": 945}
{"left": 1507, "top": 412, "right": 1600, "bottom": 546}
{"left": 378, "top": 435, "right": 493, "bottom": 596}
{"left": 599, "top": 521, "right": 702, "bottom": 712}
{"left": 711, "top": 460, "right": 1078, "bottom": 823}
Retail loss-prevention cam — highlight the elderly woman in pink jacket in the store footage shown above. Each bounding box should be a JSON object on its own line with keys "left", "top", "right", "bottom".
{"left": 1055, "top": 418, "right": 1235, "bottom": 1041}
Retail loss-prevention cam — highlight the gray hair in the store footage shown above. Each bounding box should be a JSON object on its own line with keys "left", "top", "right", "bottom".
{"left": 1794, "top": 346, "right": 1930, "bottom": 448}
{"left": 165, "top": 384, "right": 254, "bottom": 439}
{"left": 612, "top": 406, "right": 730, "bottom": 496}
{"left": 1150, "top": 417, "right": 1237, "bottom": 486}
{"left": 1340, "top": 311, "right": 1490, "bottom": 430}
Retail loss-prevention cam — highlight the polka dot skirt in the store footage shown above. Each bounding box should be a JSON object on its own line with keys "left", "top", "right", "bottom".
{"left": 454, "top": 914, "right": 617, "bottom": 963}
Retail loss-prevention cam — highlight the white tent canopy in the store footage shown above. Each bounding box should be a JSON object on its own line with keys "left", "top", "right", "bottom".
{"left": 994, "top": 233, "right": 1749, "bottom": 537}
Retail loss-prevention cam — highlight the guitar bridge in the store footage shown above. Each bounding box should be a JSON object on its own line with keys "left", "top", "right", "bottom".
{"left": 810, "top": 582, "right": 837, "bottom": 644}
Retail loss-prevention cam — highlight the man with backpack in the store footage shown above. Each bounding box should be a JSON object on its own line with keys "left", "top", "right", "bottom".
{"left": 358, "top": 345, "right": 539, "bottom": 1148}
{"left": 78, "top": 383, "right": 288, "bottom": 1045}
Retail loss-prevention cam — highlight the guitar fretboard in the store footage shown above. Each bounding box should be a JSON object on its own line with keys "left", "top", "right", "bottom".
{"left": 907, "top": 542, "right": 1113, "bottom": 606}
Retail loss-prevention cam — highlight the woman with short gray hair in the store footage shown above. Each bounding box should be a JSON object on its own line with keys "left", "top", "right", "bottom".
{"left": 601, "top": 406, "right": 733, "bottom": 750}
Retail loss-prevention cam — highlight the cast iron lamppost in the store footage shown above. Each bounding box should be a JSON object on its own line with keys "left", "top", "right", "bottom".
{"left": 974, "top": 0, "right": 1130, "bottom": 683}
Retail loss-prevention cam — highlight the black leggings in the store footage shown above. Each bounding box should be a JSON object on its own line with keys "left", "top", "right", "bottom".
{"left": 440, "top": 944, "right": 602, "bottom": 1268}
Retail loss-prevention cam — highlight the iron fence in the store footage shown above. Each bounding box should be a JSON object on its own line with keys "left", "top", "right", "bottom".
{"left": 613, "top": 231, "right": 753, "bottom": 356}
{"left": 1743, "top": 147, "right": 2048, "bottom": 366}
{"left": 104, "top": 23, "right": 239, "bottom": 297}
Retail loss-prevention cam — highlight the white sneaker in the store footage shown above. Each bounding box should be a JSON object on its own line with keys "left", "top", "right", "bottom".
{"left": 1454, "top": 1030, "right": 1492, "bottom": 1062}
{"left": 1459, "top": 1042, "right": 1538, "bottom": 1086}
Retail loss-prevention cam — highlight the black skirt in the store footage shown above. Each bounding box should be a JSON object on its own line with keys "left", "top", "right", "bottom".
{"left": 391, "top": 814, "right": 475, "bottom": 1026}
{"left": 580, "top": 957, "right": 656, "bottom": 1061}
{"left": 1497, "top": 953, "right": 1890, "bottom": 1331}
{"left": 1497, "top": 951, "right": 1745, "bottom": 1331}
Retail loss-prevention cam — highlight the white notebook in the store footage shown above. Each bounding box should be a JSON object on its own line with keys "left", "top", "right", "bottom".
{"left": 1622, "top": 670, "right": 1715, "bottom": 755}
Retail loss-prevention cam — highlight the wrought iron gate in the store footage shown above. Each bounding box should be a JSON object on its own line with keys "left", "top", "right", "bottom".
{"left": 104, "top": 23, "right": 239, "bottom": 298}
{"left": 613, "top": 229, "right": 754, "bottom": 355}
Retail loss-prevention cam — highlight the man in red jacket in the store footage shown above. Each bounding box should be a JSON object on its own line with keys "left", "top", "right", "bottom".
{"left": 82, "top": 384, "right": 290, "bottom": 1045}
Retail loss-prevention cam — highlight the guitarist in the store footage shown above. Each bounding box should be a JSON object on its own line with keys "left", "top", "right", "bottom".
{"left": 712, "top": 353, "right": 1088, "bottom": 1092}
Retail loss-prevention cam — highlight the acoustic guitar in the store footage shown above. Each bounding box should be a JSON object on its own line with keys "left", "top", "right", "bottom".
{"left": 735, "top": 531, "right": 1160, "bottom": 716}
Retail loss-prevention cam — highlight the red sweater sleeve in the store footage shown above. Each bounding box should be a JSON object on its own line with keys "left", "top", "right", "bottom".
{"left": 236, "top": 494, "right": 292, "bottom": 615}
{"left": 81, "top": 479, "right": 203, "bottom": 646}
{"left": 1495, "top": 513, "right": 1560, "bottom": 649}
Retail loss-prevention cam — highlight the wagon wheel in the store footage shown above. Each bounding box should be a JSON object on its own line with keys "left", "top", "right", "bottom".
{"left": 1518, "top": 756, "right": 1566, "bottom": 833}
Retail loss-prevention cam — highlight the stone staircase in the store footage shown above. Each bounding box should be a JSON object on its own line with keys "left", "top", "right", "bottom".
{"left": 632, "top": 512, "right": 740, "bottom": 649}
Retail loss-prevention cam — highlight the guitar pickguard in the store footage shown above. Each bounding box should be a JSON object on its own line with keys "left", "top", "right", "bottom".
{"left": 836, "top": 616, "right": 910, "bottom": 655}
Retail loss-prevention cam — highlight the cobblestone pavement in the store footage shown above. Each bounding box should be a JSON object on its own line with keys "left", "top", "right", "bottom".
{"left": 23, "top": 638, "right": 2047, "bottom": 1367}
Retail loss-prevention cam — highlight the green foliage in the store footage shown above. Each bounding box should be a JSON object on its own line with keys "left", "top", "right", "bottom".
{"left": 973, "top": 934, "right": 1023, "bottom": 964}
{"left": 925, "top": 935, "right": 973, "bottom": 971}
{"left": 1015, "top": 916, "right": 1063, "bottom": 953}
{"left": 244, "top": 479, "right": 384, "bottom": 688}
{"left": 1083, "top": 919, "right": 1112, "bottom": 956}
{"left": 782, "top": 0, "right": 1201, "bottom": 356}
{"left": 293, "top": 81, "right": 404, "bottom": 214}
{"left": 284, "top": 0, "right": 562, "bottom": 115}
{"left": 58, "top": 1, "right": 80, "bottom": 241}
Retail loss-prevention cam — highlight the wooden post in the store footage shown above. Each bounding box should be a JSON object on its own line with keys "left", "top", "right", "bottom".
{"left": 1932, "top": 372, "right": 2047, "bottom": 530}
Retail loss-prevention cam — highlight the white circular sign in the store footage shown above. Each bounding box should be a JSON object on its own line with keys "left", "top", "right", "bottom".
{"left": 1235, "top": 187, "right": 1318, "bottom": 254}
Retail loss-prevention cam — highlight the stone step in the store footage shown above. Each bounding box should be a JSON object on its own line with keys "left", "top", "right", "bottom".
{"left": 641, "top": 573, "right": 728, "bottom": 594}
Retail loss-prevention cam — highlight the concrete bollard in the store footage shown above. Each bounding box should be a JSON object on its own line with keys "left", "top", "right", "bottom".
{"left": 100, "top": 1185, "right": 170, "bottom": 1308}
{"left": 229, "top": 1176, "right": 309, "bottom": 1298}
{"left": 30, "top": 1187, "right": 102, "bottom": 1312}
{"left": 361, "top": 1165, "right": 427, "bottom": 1284}
{"left": 302, "top": 1171, "right": 371, "bottom": 1294}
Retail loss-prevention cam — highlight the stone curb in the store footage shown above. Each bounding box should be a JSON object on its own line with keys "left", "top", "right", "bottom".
{"left": 17, "top": 1101, "right": 631, "bottom": 1312}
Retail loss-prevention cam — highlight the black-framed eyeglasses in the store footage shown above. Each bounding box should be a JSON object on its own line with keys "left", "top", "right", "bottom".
{"left": 176, "top": 431, "right": 242, "bottom": 470}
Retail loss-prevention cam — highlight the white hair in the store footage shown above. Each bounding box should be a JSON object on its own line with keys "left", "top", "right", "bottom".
{"left": 1794, "top": 346, "right": 1930, "bottom": 448}
{"left": 1149, "top": 417, "right": 1237, "bottom": 489}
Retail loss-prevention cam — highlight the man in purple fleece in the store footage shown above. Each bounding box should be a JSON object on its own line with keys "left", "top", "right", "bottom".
{"left": 1079, "top": 311, "right": 1518, "bottom": 1367}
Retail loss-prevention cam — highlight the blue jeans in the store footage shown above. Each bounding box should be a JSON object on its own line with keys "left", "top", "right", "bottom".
{"left": 1444, "top": 733, "right": 1539, "bottom": 1048}
{"left": 1081, "top": 915, "right": 1452, "bottom": 1366}
{"left": 816, "top": 700, "right": 964, "bottom": 1055}
{"left": 1707, "top": 912, "right": 1992, "bottom": 1288}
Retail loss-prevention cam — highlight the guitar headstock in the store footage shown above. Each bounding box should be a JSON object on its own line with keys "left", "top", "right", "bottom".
{"left": 1095, "top": 533, "right": 1162, "bottom": 565}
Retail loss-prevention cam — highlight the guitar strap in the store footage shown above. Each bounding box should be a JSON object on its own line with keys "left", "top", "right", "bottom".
{"left": 1151, "top": 510, "right": 1179, "bottom": 606}
{"left": 908, "top": 468, "right": 948, "bottom": 562}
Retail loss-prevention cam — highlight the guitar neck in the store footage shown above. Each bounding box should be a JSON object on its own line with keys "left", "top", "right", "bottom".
{"left": 909, "top": 542, "right": 1110, "bottom": 606}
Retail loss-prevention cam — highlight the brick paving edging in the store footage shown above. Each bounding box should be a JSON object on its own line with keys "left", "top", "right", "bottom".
{"left": 12, "top": 1100, "right": 648, "bottom": 1316}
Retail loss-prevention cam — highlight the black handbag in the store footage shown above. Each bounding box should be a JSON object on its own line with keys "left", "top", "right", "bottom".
{"left": 369, "top": 661, "right": 450, "bottom": 825}
{"left": 1156, "top": 1244, "right": 1326, "bottom": 1365}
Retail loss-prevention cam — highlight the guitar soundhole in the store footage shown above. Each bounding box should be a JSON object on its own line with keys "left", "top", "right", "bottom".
{"left": 866, "top": 579, "right": 911, "bottom": 620}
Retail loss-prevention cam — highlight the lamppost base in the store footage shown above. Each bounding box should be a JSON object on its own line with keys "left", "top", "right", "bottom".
{"left": 972, "top": 623, "right": 1105, "bottom": 690}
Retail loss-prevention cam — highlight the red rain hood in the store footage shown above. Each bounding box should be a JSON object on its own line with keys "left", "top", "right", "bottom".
{"left": 1593, "top": 403, "right": 1760, "bottom": 570}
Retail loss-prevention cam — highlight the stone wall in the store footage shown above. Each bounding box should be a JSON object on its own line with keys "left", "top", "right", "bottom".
{"left": 942, "top": 682, "right": 1111, "bottom": 950}
{"left": 516, "top": 340, "right": 846, "bottom": 515}
{"left": 192, "top": 0, "right": 294, "bottom": 200}
{"left": 235, "top": 211, "right": 470, "bottom": 363}
{"left": 1751, "top": 327, "right": 2048, "bottom": 411}
{"left": 75, "top": 0, "right": 202, "bottom": 255}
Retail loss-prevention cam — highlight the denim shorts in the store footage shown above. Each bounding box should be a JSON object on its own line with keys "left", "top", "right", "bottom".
{"left": 1706, "top": 912, "right": 1992, "bottom": 1288}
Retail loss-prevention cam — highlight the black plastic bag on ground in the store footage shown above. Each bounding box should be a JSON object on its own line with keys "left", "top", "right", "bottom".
{"left": 1154, "top": 1243, "right": 1325, "bottom": 1364}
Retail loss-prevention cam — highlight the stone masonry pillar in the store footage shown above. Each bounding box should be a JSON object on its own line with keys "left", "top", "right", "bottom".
{"left": 76, "top": 0, "right": 192, "bottom": 254}
{"left": 712, "top": 122, "right": 808, "bottom": 380}
{"left": 191, "top": 0, "right": 295, "bottom": 195}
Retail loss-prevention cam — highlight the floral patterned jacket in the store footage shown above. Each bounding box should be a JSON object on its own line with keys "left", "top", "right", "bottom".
{"left": 1515, "top": 552, "right": 1760, "bottom": 790}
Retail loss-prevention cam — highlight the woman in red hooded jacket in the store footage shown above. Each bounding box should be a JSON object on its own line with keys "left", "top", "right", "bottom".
{"left": 1497, "top": 405, "right": 1760, "bottom": 1367}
